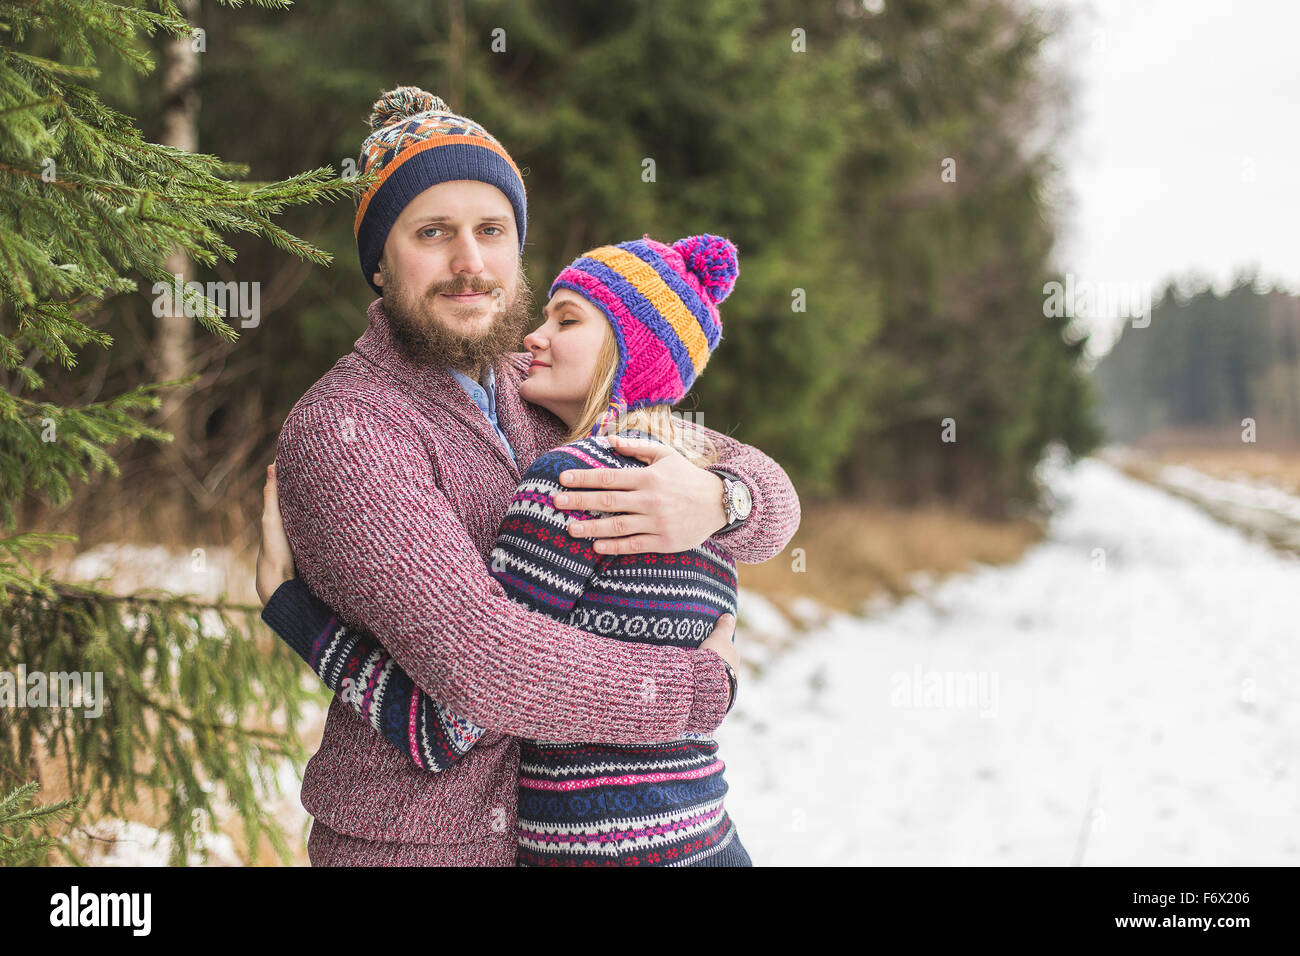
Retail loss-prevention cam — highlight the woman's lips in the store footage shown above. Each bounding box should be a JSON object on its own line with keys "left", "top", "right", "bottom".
{"left": 529, "top": 361, "right": 549, "bottom": 369}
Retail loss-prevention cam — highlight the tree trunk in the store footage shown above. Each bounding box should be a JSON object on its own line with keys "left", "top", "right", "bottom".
{"left": 156, "top": 0, "right": 200, "bottom": 532}
{"left": 447, "top": 0, "right": 465, "bottom": 110}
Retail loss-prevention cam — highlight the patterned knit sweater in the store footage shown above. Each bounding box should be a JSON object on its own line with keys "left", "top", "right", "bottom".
{"left": 264, "top": 429, "right": 750, "bottom": 866}
{"left": 271, "top": 298, "right": 800, "bottom": 861}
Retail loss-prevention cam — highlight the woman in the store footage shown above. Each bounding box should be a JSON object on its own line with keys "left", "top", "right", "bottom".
{"left": 258, "top": 233, "right": 750, "bottom": 866}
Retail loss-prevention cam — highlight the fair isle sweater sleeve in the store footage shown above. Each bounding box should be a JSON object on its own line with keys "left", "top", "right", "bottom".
{"left": 259, "top": 447, "right": 604, "bottom": 776}
{"left": 260, "top": 577, "right": 485, "bottom": 772}
{"left": 678, "top": 417, "right": 802, "bottom": 565}
{"left": 488, "top": 448, "right": 606, "bottom": 620}
{"left": 274, "top": 397, "right": 732, "bottom": 744}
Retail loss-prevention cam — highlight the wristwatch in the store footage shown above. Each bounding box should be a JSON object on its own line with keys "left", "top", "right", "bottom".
{"left": 721, "top": 659, "right": 739, "bottom": 713}
{"left": 713, "top": 468, "right": 753, "bottom": 534}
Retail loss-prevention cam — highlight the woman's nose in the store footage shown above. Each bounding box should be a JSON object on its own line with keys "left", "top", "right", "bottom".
{"left": 524, "top": 328, "right": 547, "bottom": 350}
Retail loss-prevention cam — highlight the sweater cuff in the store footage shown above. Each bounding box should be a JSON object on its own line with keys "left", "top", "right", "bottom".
{"left": 260, "top": 578, "right": 338, "bottom": 662}
{"left": 684, "top": 648, "right": 731, "bottom": 735}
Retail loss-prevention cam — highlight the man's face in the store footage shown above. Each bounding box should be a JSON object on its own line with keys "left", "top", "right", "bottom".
{"left": 373, "top": 180, "right": 532, "bottom": 375}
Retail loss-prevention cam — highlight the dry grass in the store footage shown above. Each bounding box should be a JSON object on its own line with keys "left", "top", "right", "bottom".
{"left": 740, "top": 499, "right": 1044, "bottom": 616}
{"left": 1124, "top": 427, "right": 1300, "bottom": 493}
{"left": 1132, "top": 447, "right": 1300, "bottom": 496}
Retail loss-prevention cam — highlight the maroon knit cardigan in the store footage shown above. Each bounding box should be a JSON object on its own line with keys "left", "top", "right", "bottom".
{"left": 274, "top": 298, "right": 801, "bottom": 862}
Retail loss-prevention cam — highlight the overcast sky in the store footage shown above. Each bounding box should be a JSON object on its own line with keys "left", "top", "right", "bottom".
{"left": 1034, "top": 0, "right": 1299, "bottom": 353}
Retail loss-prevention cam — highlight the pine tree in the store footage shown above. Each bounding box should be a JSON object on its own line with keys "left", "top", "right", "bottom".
{"left": 158, "top": 0, "right": 1100, "bottom": 514}
{"left": 0, "top": 0, "right": 373, "bottom": 864}
{"left": 1093, "top": 276, "right": 1300, "bottom": 446}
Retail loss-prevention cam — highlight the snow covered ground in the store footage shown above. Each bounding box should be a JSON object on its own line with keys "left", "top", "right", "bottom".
{"left": 716, "top": 455, "right": 1300, "bottom": 866}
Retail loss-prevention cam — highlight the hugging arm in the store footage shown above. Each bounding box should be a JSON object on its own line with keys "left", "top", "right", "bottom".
{"left": 273, "top": 398, "right": 732, "bottom": 745}
{"left": 259, "top": 446, "right": 609, "bottom": 773}
{"left": 261, "top": 577, "right": 485, "bottom": 772}
{"left": 678, "top": 417, "right": 801, "bottom": 564}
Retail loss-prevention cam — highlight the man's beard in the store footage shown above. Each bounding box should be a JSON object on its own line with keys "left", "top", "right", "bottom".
{"left": 381, "top": 261, "right": 534, "bottom": 375}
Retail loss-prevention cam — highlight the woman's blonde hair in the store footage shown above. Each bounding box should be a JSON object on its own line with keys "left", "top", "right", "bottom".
{"left": 564, "top": 318, "right": 721, "bottom": 467}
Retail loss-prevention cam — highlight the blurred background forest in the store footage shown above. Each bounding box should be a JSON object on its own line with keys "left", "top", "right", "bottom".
{"left": 24, "top": 0, "right": 1103, "bottom": 558}
{"left": 1095, "top": 276, "right": 1300, "bottom": 447}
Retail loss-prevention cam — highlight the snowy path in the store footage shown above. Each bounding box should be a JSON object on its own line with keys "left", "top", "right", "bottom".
{"left": 716, "top": 457, "right": 1300, "bottom": 866}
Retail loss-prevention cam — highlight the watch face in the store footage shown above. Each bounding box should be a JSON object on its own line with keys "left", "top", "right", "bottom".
{"left": 729, "top": 481, "right": 753, "bottom": 519}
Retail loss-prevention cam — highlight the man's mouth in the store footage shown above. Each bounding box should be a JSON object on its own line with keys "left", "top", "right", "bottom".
{"left": 441, "top": 291, "right": 489, "bottom": 302}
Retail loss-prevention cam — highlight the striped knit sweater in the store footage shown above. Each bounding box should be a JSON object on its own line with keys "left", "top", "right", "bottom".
{"left": 263, "top": 428, "right": 750, "bottom": 866}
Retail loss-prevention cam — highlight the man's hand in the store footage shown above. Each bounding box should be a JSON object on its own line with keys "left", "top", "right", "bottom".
{"left": 553, "top": 435, "right": 729, "bottom": 555}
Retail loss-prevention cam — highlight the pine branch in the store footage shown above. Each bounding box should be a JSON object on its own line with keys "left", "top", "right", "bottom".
{"left": 0, "top": 380, "right": 189, "bottom": 528}
{"left": 2, "top": 580, "right": 321, "bottom": 866}
{"left": 0, "top": 0, "right": 345, "bottom": 866}
{"left": 0, "top": 780, "right": 85, "bottom": 866}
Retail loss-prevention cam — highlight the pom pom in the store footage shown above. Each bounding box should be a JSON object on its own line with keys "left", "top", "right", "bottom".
{"left": 673, "top": 234, "right": 739, "bottom": 303}
{"left": 368, "top": 86, "right": 448, "bottom": 131}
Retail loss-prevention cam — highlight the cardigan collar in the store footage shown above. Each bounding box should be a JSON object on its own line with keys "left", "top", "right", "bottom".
{"left": 353, "top": 297, "right": 567, "bottom": 477}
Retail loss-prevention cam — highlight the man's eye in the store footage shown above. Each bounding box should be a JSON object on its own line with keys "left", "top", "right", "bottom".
{"left": 420, "top": 227, "right": 444, "bottom": 238}
{"left": 482, "top": 226, "right": 503, "bottom": 236}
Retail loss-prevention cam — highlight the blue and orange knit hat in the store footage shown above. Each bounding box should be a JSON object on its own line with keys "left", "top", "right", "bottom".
{"left": 354, "top": 86, "right": 527, "bottom": 294}
{"left": 549, "top": 234, "right": 739, "bottom": 437}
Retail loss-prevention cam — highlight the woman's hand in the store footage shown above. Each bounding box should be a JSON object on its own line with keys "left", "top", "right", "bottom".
{"left": 699, "top": 613, "right": 740, "bottom": 672}
{"left": 256, "top": 463, "right": 296, "bottom": 605}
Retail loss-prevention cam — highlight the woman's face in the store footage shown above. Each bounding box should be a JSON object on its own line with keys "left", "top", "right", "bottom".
{"left": 520, "top": 288, "right": 610, "bottom": 428}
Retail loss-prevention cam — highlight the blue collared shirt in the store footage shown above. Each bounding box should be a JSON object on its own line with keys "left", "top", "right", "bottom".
{"left": 448, "top": 364, "right": 517, "bottom": 465}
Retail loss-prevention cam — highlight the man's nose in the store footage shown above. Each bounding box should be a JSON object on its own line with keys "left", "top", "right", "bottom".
{"left": 448, "top": 233, "right": 485, "bottom": 276}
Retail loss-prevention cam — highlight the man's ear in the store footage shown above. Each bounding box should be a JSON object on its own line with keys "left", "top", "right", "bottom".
{"left": 372, "top": 270, "right": 383, "bottom": 288}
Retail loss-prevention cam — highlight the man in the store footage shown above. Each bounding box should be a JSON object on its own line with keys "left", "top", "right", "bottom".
{"left": 271, "top": 87, "right": 801, "bottom": 865}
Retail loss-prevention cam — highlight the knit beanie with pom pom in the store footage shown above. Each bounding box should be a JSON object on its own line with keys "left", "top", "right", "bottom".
{"left": 548, "top": 234, "right": 739, "bottom": 436}
{"left": 353, "top": 85, "right": 527, "bottom": 294}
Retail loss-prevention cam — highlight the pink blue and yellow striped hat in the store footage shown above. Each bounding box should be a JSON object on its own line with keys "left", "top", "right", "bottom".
{"left": 354, "top": 86, "right": 526, "bottom": 294}
{"left": 549, "top": 234, "right": 739, "bottom": 436}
